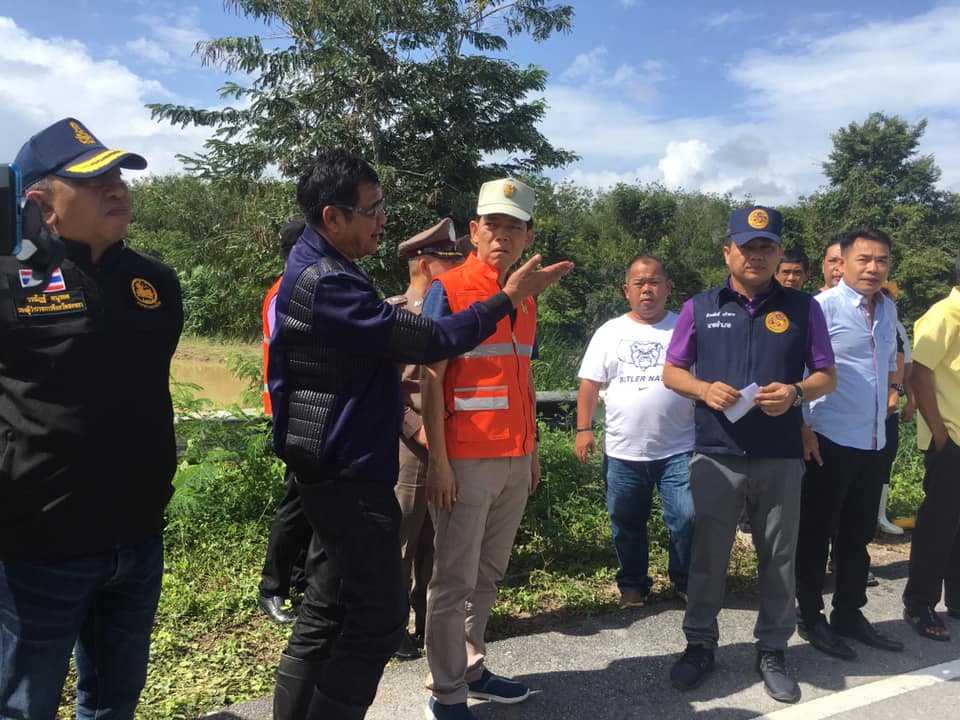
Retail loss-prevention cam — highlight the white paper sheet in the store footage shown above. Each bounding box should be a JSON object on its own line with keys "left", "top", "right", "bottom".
{"left": 723, "top": 382, "right": 759, "bottom": 423}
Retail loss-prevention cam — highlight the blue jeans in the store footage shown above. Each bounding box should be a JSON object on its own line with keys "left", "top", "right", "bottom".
{"left": 0, "top": 537, "right": 163, "bottom": 720}
{"left": 604, "top": 452, "right": 695, "bottom": 594}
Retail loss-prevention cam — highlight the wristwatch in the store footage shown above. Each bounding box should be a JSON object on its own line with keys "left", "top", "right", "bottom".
{"left": 791, "top": 383, "right": 804, "bottom": 408}
{"left": 890, "top": 383, "right": 905, "bottom": 397}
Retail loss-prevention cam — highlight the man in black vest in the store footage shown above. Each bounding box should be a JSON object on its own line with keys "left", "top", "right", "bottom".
{"left": 663, "top": 206, "right": 836, "bottom": 704}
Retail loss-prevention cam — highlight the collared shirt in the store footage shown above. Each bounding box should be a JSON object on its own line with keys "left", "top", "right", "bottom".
{"left": 666, "top": 278, "right": 834, "bottom": 457}
{"left": 912, "top": 286, "right": 960, "bottom": 449}
{"left": 666, "top": 278, "right": 833, "bottom": 371}
{"left": 805, "top": 278, "right": 898, "bottom": 450}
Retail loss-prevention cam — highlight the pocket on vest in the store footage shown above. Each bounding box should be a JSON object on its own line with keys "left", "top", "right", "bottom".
{"left": 453, "top": 386, "right": 511, "bottom": 442}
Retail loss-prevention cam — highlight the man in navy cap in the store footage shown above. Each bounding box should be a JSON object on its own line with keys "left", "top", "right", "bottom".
{"left": 0, "top": 118, "right": 182, "bottom": 719}
{"left": 663, "top": 205, "right": 836, "bottom": 704}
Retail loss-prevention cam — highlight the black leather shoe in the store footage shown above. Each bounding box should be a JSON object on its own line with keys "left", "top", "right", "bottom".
{"left": 756, "top": 650, "right": 800, "bottom": 703}
{"left": 258, "top": 595, "right": 297, "bottom": 625}
{"left": 831, "top": 612, "right": 904, "bottom": 652}
{"left": 394, "top": 630, "right": 421, "bottom": 660}
{"left": 670, "top": 645, "right": 715, "bottom": 691}
{"left": 798, "top": 617, "right": 857, "bottom": 660}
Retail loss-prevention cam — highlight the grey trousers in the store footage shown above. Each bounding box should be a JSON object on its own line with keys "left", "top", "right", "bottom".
{"left": 682, "top": 453, "right": 804, "bottom": 652}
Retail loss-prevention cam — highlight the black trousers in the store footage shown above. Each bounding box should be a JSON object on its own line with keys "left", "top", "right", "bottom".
{"left": 286, "top": 471, "right": 406, "bottom": 708}
{"left": 880, "top": 411, "right": 900, "bottom": 486}
{"left": 260, "top": 467, "right": 314, "bottom": 597}
{"left": 903, "top": 438, "right": 960, "bottom": 612}
{"left": 796, "top": 433, "right": 885, "bottom": 625}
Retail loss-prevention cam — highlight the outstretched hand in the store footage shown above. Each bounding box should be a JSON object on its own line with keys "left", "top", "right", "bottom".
{"left": 503, "top": 254, "right": 574, "bottom": 306}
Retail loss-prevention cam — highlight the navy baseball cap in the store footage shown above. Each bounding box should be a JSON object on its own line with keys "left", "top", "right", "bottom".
{"left": 14, "top": 117, "right": 147, "bottom": 189}
{"left": 726, "top": 205, "right": 783, "bottom": 246}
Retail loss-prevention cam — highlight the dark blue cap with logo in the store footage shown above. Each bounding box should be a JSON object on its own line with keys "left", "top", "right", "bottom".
{"left": 726, "top": 205, "right": 783, "bottom": 246}
{"left": 14, "top": 117, "right": 147, "bottom": 189}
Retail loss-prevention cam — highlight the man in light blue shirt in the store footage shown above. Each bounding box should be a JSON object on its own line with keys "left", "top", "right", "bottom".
{"left": 795, "top": 229, "right": 904, "bottom": 660}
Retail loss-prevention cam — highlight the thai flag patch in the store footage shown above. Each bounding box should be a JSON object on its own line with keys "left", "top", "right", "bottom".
{"left": 19, "top": 267, "right": 66, "bottom": 292}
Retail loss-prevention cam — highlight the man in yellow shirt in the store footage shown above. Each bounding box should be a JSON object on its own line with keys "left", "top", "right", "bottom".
{"left": 902, "top": 253, "right": 960, "bottom": 641}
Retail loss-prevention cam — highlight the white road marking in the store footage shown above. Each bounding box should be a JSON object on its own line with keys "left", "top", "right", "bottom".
{"left": 752, "top": 658, "right": 960, "bottom": 720}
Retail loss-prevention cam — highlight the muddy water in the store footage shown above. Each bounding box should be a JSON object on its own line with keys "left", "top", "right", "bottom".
{"left": 170, "top": 358, "right": 253, "bottom": 408}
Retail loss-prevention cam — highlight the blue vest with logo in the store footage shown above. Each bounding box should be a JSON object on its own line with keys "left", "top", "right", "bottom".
{"left": 692, "top": 282, "right": 812, "bottom": 457}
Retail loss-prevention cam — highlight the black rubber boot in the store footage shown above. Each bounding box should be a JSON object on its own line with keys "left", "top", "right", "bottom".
{"left": 273, "top": 653, "right": 324, "bottom": 720}
{"left": 306, "top": 691, "right": 368, "bottom": 720}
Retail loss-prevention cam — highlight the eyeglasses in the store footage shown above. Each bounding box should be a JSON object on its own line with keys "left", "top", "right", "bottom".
{"left": 332, "top": 202, "right": 386, "bottom": 219}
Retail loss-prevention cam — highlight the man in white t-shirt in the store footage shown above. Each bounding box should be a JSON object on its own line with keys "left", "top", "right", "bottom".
{"left": 575, "top": 255, "right": 696, "bottom": 608}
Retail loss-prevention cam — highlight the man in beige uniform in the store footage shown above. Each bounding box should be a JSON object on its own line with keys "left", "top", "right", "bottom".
{"left": 387, "top": 219, "right": 466, "bottom": 659}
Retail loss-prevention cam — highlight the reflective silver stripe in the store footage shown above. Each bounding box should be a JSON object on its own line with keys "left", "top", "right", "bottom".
{"left": 454, "top": 396, "right": 509, "bottom": 411}
{"left": 515, "top": 343, "right": 533, "bottom": 357}
{"left": 458, "top": 343, "right": 515, "bottom": 359}
{"left": 454, "top": 385, "right": 509, "bottom": 394}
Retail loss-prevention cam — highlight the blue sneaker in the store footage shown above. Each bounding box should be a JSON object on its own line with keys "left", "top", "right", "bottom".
{"left": 466, "top": 669, "right": 530, "bottom": 704}
{"left": 424, "top": 697, "right": 476, "bottom": 719}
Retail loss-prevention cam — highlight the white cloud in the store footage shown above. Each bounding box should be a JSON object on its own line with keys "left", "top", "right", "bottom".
{"left": 125, "top": 37, "right": 175, "bottom": 66}
{"left": 541, "top": 4, "right": 960, "bottom": 205}
{"left": 701, "top": 9, "right": 761, "bottom": 29}
{"left": 0, "top": 17, "right": 211, "bottom": 176}
{"left": 560, "top": 47, "right": 665, "bottom": 102}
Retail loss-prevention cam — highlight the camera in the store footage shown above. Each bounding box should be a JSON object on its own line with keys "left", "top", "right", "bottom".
{"left": 1, "top": 163, "right": 22, "bottom": 256}
{"left": 0, "top": 163, "right": 66, "bottom": 287}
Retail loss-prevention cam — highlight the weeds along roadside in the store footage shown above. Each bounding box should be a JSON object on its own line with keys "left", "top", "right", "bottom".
{"left": 63, "top": 366, "right": 924, "bottom": 719}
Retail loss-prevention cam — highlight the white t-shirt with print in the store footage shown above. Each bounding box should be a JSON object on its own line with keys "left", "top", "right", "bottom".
{"left": 578, "top": 311, "right": 694, "bottom": 462}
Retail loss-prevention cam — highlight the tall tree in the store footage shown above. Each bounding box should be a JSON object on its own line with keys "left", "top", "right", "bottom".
{"left": 816, "top": 112, "right": 944, "bottom": 228}
{"left": 811, "top": 112, "right": 959, "bottom": 323}
{"left": 149, "top": 0, "right": 576, "bottom": 230}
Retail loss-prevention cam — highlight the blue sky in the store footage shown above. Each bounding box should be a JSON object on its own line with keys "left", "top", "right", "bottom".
{"left": 3, "top": 1, "right": 960, "bottom": 204}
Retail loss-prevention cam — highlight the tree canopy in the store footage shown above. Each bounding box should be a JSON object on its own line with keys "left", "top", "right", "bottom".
{"left": 149, "top": 0, "right": 576, "bottom": 231}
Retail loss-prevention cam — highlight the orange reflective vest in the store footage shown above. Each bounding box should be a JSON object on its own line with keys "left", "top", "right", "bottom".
{"left": 262, "top": 276, "right": 283, "bottom": 416}
{"left": 436, "top": 253, "right": 536, "bottom": 460}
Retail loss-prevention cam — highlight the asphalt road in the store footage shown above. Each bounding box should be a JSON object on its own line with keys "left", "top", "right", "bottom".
{"left": 204, "top": 557, "right": 960, "bottom": 720}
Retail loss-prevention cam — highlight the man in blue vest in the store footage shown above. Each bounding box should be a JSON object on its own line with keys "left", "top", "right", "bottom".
{"left": 663, "top": 205, "right": 836, "bottom": 704}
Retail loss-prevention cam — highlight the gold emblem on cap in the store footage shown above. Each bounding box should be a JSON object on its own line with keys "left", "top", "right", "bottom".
{"left": 503, "top": 182, "right": 516, "bottom": 198}
{"left": 765, "top": 311, "right": 789, "bottom": 334}
{"left": 747, "top": 209, "right": 769, "bottom": 229}
{"left": 69, "top": 121, "right": 96, "bottom": 145}
{"left": 131, "top": 278, "right": 161, "bottom": 309}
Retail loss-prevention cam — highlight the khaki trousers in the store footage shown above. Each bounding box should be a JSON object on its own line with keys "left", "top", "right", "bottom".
{"left": 396, "top": 439, "right": 433, "bottom": 635}
{"left": 424, "top": 455, "right": 531, "bottom": 704}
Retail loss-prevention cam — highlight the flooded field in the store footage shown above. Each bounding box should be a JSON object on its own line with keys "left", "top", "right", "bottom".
{"left": 171, "top": 337, "right": 259, "bottom": 409}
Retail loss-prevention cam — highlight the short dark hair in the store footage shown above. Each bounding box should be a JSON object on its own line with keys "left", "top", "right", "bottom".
{"left": 822, "top": 234, "right": 842, "bottom": 258}
{"left": 840, "top": 228, "right": 892, "bottom": 252}
{"left": 296, "top": 148, "right": 380, "bottom": 228}
{"left": 778, "top": 249, "right": 809, "bottom": 273}
{"left": 625, "top": 254, "right": 668, "bottom": 281}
